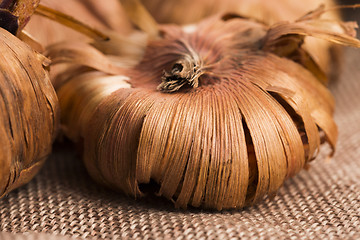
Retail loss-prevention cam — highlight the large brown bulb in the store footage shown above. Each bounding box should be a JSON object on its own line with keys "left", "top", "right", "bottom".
{"left": 0, "top": 28, "right": 59, "bottom": 197}
{"left": 54, "top": 10, "right": 360, "bottom": 210}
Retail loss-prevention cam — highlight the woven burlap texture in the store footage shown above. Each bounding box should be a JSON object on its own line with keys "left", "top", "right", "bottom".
{"left": 1, "top": 12, "right": 360, "bottom": 240}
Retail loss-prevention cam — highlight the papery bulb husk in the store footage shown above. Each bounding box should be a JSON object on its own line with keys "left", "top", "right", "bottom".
{"left": 141, "top": 0, "right": 342, "bottom": 82}
{"left": 0, "top": 27, "right": 59, "bottom": 197}
{"left": 53, "top": 11, "right": 360, "bottom": 210}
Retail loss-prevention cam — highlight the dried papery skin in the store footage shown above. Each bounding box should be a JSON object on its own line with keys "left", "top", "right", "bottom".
{"left": 141, "top": 0, "right": 341, "bottom": 82}
{"left": 0, "top": 28, "right": 59, "bottom": 197}
{"left": 46, "top": 31, "right": 148, "bottom": 88}
{"left": 54, "top": 9, "right": 360, "bottom": 209}
{"left": 57, "top": 71, "right": 131, "bottom": 142}
{"left": 45, "top": 41, "right": 125, "bottom": 75}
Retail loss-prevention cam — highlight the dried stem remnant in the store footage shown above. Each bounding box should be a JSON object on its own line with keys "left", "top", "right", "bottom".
{"left": 158, "top": 53, "right": 204, "bottom": 92}
{"left": 34, "top": 4, "right": 109, "bottom": 41}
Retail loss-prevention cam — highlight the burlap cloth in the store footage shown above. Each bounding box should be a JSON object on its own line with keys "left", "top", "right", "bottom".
{"left": 1, "top": 8, "right": 360, "bottom": 240}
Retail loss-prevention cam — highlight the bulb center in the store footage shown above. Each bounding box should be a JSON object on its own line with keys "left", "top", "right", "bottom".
{"left": 157, "top": 55, "right": 203, "bottom": 93}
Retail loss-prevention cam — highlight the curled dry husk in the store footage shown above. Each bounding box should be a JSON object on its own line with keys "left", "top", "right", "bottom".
{"left": 0, "top": 27, "right": 59, "bottom": 197}
{"left": 141, "top": 0, "right": 342, "bottom": 82}
{"left": 52, "top": 7, "right": 360, "bottom": 210}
